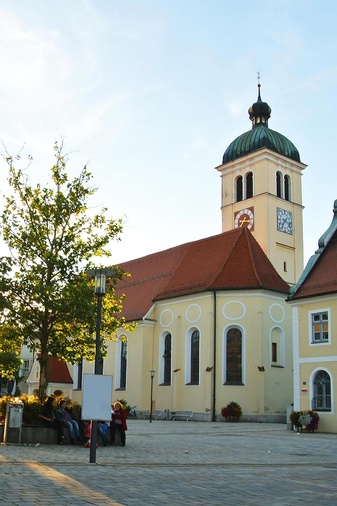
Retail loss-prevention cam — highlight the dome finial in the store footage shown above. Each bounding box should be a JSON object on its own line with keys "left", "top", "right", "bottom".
{"left": 257, "top": 70, "right": 261, "bottom": 101}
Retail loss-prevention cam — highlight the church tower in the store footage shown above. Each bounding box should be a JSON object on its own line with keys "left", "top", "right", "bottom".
{"left": 215, "top": 84, "right": 306, "bottom": 285}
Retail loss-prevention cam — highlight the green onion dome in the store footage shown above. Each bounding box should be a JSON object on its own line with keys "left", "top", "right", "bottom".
{"left": 223, "top": 85, "right": 300, "bottom": 164}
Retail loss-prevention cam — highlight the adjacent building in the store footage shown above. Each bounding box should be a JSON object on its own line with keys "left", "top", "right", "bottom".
{"left": 287, "top": 200, "right": 337, "bottom": 432}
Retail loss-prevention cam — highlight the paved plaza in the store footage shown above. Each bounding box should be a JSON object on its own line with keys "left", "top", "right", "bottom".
{"left": 1, "top": 420, "right": 337, "bottom": 505}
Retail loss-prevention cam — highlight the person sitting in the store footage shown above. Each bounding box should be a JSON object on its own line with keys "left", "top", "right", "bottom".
{"left": 56, "top": 399, "right": 81, "bottom": 444}
{"left": 39, "top": 396, "right": 65, "bottom": 445}
{"left": 110, "top": 401, "right": 127, "bottom": 447}
{"left": 98, "top": 420, "right": 109, "bottom": 446}
{"left": 81, "top": 420, "right": 107, "bottom": 447}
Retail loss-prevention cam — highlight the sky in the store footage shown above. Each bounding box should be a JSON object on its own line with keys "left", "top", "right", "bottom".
{"left": 0, "top": 0, "right": 336, "bottom": 268}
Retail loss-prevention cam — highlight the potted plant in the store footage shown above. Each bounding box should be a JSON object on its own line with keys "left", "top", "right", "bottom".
{"left": 290, "top": 409, "right": 320, "bottom": 432}
{"left": 221, "top": 401, "right": 242, "bottom": 422}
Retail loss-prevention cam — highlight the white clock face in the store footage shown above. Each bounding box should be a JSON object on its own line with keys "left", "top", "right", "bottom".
{"left": 234, "top": 208, "right": 254, "bottom": 230}
{"left": 277, "top": 208, "right": 293, "bottom": 234}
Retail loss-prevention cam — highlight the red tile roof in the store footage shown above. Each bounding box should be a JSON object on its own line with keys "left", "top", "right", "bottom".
{"left": 289, "top": 230, "right": 337, "bottom": 300}
{"left": 116, "top": 227, "right": 289, "bottom": 321}
{"left": 47, "top": 356, "right": 73, "bottom": 384}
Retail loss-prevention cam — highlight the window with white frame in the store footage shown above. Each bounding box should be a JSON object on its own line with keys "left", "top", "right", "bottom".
{"left": 73, "top": 358, "right": 83, "bottom": 390}
{"left": 224, "top": 327, "right": 243, "bottom": 385}
{"left": 270, "top": 327, "right": 284, "bottom": 367}
{"left": 115, "top": 337, "right": 127, "bottom": 389}
{"left": 311, "top": 310, "right": 329, "bottom": 343}
{"left": 276, "top": 170, "right": 291, "bottom": 201}
{"left": 312, "top": 370, "right": 331, "bottom": 411}
{"left": 159, "top": 332, "right": 172, "bottom": 385}
{"left": 185, "top": 328, "right": 200, "bottom": 385}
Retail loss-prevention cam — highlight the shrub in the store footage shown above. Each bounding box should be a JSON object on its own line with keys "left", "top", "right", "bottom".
{"left": 221, "top": 401, "right": 242, "bottom": 421}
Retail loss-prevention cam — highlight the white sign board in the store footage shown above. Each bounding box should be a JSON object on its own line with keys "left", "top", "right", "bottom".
{"left": 81, "top": 374, "right": 113, "bottom": 421}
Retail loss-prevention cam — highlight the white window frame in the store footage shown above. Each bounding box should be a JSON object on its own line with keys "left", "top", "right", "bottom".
{"left": 308, "top": 308, "right": 331, "bottom": 346}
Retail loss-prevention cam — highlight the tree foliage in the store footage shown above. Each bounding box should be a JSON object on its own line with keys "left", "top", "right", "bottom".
{"left": 0, "top": 142, "right": 134, "bottom": 398}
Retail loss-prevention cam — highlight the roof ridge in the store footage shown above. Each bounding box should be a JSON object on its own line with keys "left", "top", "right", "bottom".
{"left": 207, "top": 229, "right": 242, "bottom": 287}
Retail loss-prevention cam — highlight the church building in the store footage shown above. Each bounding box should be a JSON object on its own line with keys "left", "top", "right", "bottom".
{"left": 69, "top": 84, "right": 305, "bottom": 422}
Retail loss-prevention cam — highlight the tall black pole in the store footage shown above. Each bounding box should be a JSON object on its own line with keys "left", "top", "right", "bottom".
{"left": 89, "top": 293, "right": 103, "bottom": 464}
{"left": 149, "top": 370, "right": 154, "bottom": 423}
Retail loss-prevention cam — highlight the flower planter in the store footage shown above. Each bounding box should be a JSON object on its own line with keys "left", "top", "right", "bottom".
{"left": 289, "top": 410, "right": 320, "bottom": 433}
{"left": 221, "top": 402, "right": 242, "bottom": 422}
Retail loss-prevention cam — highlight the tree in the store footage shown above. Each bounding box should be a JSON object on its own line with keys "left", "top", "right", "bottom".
{"left": 0, "top": 142, "right": 134, "bottom": 398}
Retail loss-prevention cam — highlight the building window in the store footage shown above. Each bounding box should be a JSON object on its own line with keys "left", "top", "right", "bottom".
{"left": 272, "top": 343, "right": 277, "bottom": 363}
{"left": 23, "top": 360, "right": 30, "bottom": 374}
{"left": 276, "top": 171, "right": 291, "bottom": 200}
{"left": 276, "top": 171, "right": 282, "bottom": 197}
{"left": 270, "top": 327, "right": 284, "bottom": 367}
{"left": 120, "top": 341, "right": 127, "bottom": 389}
{"left": 246, "top": 172, "right": 253, "bottom": 199}
{"left": 236, "top": 176, "right": 243, "bottom": 202}
{"left": 185, "top": 329, "right": 200, "bottom": 385}
{"left": 77, "top": 359, "right": 83, "bottom": 389}
{"left": 115, "top": 337, "right": 127, "bottom": 389}
{"left": 190, "top": 330, "right": 199, "bottom": 384}
{"left": 159, "top": 333, "right": 172, "bottom": 385}
{"left": 284, "top": 175, "right": 291, "bottom": 201}
{"left": 311, "top": 311, "right": 329, "bottom": 343}
{"left": 312, "top": 370, "right": 331, "bottom": 411}
{"left": 225, "top": 328, "right": 243, "bottom": 384}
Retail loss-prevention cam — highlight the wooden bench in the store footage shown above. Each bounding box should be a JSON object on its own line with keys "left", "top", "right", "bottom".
{"left": 171, "top": 410, "right": 194, "bottom": 421}
{"left": 143, "top": 410, "right": 162, "bottom": 420}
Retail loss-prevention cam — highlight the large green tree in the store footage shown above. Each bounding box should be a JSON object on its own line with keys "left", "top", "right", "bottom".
{"left": 0, "top": 142, "right": 133, "bottom": 398}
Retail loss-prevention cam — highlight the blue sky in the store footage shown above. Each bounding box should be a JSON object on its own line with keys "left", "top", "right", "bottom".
{"left": 0, "top": 0, "right": 336, "bottom": 267}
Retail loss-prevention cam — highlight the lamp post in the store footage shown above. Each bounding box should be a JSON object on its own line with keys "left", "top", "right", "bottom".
{"left": 149, "top": 369, "right": 155, "bottom": 423}
{"left": 86, "top": 268, "right": 114, "bottom": 464}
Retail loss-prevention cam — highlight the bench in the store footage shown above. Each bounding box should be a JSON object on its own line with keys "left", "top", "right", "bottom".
{"left": 171, "top": 410, "right": 194, "bottom": 421}
{"left": 143, "top": 410, "right": 162, "bottom": 420}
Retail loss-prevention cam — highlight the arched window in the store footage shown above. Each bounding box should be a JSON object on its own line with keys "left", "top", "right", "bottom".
{"left": 284, "top": 175, "right": 291, "bottom": 201}
{"left": 120, "top": 341, "right": 127, "bottom": 389}
{"left": 225, "top": 328, "right": 243, "bottom": 384}
{"left": 313, "top": 370, "right": 331, "bottom": 411}
{"left": 246, "top": 172, "right": 253, "bottom": 199}
{"left": 236, "top": 176, "right": 243, "bottom": 202}
{"left": 270, "top": 327, "right": 284, "bottom": 367}
{"left": 276, "top": 171, "right": 282, "bottom": 198}
{"left": 115, "top": 337, "right": 127, "bottom": 389}
{"left": 163, "top": 333, "right": 172, "bottom": 385}
{"left": 185, "top": 329, "right": 200, "bottom": 385}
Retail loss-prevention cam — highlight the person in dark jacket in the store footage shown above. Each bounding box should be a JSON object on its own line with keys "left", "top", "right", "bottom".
{"left": 39, "top": 396, "right": 65, "bottom": 445}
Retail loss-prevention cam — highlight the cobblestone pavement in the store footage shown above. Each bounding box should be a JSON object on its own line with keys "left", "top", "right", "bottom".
{"left": 1, "top": 420, "right": 337, "bottom": 505}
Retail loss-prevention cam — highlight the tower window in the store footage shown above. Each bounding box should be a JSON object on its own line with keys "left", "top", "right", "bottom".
{"left": 236, "top": 176, "right": 243, "bottom": 202}
{"left": 276, "top": 171, "right": 282, "bottom": 198}
{"left": 246, "top": 172, "right": 253, "bottom": 199}
{"left": 284, "top": 175, "right": 291, "bottom": 201}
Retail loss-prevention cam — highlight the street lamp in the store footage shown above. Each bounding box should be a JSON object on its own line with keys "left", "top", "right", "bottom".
{"left": 149, "top": 369, "right": 155, "bottom": 423}
{"left": 86, "top": 267, "right": 114, "bottom": 463}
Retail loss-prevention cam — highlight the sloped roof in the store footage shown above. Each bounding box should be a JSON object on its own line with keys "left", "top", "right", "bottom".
{"left": 116, "top": 227, "right": 289, "bottom": 321}
{"left": 288, "top": 200, "right": 337, "bottom": 300}
{"left": 47, "top": 356, "right": 73, "bottom": 384}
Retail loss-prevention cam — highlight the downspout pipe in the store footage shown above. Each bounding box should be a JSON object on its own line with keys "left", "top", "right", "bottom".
{"left": 212, "top": 290, "right": 217, "bottom": 422}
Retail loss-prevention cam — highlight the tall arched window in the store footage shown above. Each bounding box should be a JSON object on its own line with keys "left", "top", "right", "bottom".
{"left": 284, "top": 175, "right": 291, "bottom": 201}
{"left": 276, "top": 171, "right": 282, "bottom": 197}
{"left": 313, "top": 370, "right": 331, "bottom": 411}
{"left": 189, "top": 330, "right": 200, "bottom": 384}
{"left": 163, "top": 333, "right": 172, "bottom": 385}
{"left": 246, "top": 172, "right": 253, "bottom": 199}
{"left": 225, "top": 328, "right": 243, "bottom": 384}
{"left": 236, "top": 176, "right": 243, "bottom": 202}
{"left": 120, "top": 341, "right": 127, "bottom": 389}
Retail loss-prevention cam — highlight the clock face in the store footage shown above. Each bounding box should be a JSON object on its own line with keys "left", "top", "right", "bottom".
{"left": 234, "top": 207, "right": 254, "bottom": 230}
{"left": 277, "top": 208, "right": 293, "bottom": 234}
